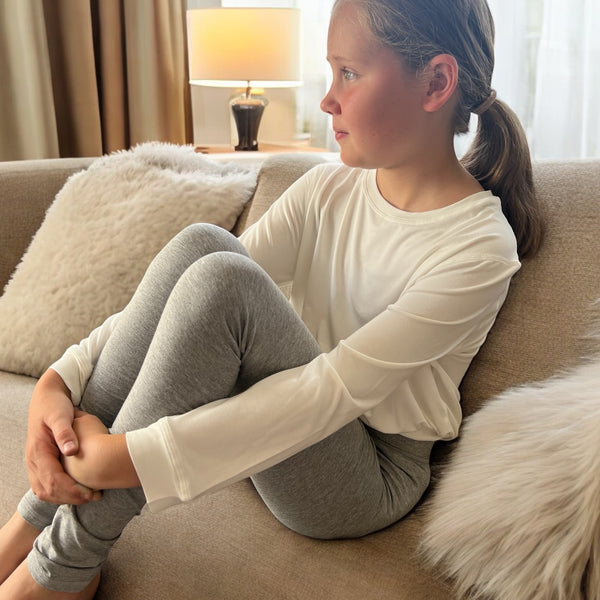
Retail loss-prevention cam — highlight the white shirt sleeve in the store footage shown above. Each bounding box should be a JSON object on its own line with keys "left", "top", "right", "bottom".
{"left": 126, "top": 254, "right": 516, "bottom": 512}
{"left": 49, "top": 313, "right": 121, "bottom": 405}
{"left": 238, "top": 169, "right": 311, "bottom": 284}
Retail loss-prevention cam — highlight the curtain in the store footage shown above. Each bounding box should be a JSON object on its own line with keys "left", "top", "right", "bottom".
{"left": 0, "top": 0, "right": 192, "bottom": 161}
{"left": 488, "top": 0, "right": 599, "bottom": 159}
{"left": 295, "top": 0, "right": 334, "bottom": 149}
{"left": 529, "top": 0, "right": 600, "bottom": 158}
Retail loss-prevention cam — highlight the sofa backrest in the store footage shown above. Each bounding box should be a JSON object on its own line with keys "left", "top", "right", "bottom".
{"left": 460, "top": 159, "right": 600, "bottom": 417}
{"left": 4, "top": 153, "right": 599, "bottom": 420}
{"left": 232, "top": 152, "right": 329, "bottom": 236}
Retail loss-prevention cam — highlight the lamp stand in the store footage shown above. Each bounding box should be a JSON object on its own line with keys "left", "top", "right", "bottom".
{"left": 230, "top": 84, "right": 268, "bottom": 151}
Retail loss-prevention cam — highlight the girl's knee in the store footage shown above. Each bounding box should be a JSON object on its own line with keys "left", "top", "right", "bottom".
{"left": 148, "top": 225, "right": 247, "bottom": 286}
{"left": 175, "top": 223, "right": 247, "bottom": 257}
{"left": 173, "top": 252, "right": 280, "bottom": 326}
{"left": 183, "top": 252, "right": 267, "bottom": 297}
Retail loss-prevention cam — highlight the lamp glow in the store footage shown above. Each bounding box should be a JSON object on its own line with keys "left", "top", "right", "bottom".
{"left": 187, "top": 8, "right": 302, "bottom": 151}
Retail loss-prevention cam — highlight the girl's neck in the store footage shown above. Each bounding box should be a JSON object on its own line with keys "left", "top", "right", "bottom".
{"left": 375, "top": 152, "right": 483, "bottom": 213}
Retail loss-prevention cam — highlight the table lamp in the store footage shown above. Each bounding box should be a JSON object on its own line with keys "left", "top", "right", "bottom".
{"left": 187, "top": 8, "right": 302, "bottom": 151}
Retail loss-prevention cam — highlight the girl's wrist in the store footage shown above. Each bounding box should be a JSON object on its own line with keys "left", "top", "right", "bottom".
{"left": 63, "top": 432, "right": 140, "bottom": 490}
{"left": 100, "top": 433, "right": 141, "bottom": 489}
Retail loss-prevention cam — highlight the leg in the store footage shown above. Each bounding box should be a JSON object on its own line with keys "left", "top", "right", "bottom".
{"left": 17, "top": 224, "right": 432, "bottom": 593}
{"left": 252, "top": 425, "right": 433, "bottom": 539}
{"left": 0, "top": 514, "right": 40, "bottom": 585}
{"left": 4, "top": 224, "right": 250, "bottom": 589}
{"left": 0, "top": 563, "right": 99, "bottom": 600}
{"left": 14, "top": 223, "right": 247, "bottom": 532}
{"left": 25, "top": 245, "right": 322, "bottom": 593}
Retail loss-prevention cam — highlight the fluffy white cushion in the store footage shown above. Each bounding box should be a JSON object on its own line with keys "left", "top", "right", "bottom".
{"left": 0, "top": 142, "right": 258, "bottom": 378}
{"left": 421, "top": 358, "right": 600, "bottom": 600}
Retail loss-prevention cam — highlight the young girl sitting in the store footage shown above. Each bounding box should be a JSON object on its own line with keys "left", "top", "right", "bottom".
{"left": 0, "top": 0, "right": 543, "bottom": 598}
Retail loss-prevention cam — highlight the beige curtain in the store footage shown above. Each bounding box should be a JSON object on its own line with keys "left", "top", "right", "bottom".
{"left": 0, "top": 0, "right": 192, "bottom": 161}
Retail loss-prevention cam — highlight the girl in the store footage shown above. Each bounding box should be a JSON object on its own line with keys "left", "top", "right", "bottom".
{"left": 0, "top": 0, "right": 543, "bottom": 597}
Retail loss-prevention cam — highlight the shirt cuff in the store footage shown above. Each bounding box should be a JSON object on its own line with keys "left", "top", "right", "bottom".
{"left": 126, "top": 421, "right": 184, "bottom": 512}
{"left": 49, "top": 346, "right": 92, "bottom": 406}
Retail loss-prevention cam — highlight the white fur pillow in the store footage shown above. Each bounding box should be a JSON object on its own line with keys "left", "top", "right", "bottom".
{"left": 0, "top": 142, "right": 258, "bottom": 378}
{"left": 421, "top": 359, "right": 600, "bottom": 600}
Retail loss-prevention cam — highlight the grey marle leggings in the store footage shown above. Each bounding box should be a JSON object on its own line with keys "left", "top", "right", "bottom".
{"left": 18, "top": 224, "right": 433, "bottom": 593}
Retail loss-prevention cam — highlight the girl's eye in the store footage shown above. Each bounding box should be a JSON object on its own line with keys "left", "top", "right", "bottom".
{"left": 342, "top": 68, "right": 357, "bottom": 81}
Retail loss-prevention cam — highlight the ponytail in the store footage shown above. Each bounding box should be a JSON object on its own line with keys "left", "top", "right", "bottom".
{"left": 461, "top": 98, "right": 544, "bottom": 259}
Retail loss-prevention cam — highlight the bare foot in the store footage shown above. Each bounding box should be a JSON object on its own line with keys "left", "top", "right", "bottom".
{"left": 0, "top": 560, "right": 100, "bottom": 600}
{"left": 0, "top": 513, "right": 41, "bottom": 585}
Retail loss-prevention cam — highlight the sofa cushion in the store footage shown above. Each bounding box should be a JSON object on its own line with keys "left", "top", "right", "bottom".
{"left": 0, "top": 372, "right": 33, "bottom": 526}
{"left": 0, "top": 143, "right": 258, "bottom": 378}
{"left": 97, "top": 483, "right": 453, "bottom": 600}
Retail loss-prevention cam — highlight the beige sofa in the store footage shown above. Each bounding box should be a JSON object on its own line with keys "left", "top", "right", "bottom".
{"left": 1, "top": 153, "right": 599, "bottom": 599}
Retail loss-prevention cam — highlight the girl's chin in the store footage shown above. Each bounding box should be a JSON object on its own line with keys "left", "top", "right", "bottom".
{"left": 338, "top": 148, "right": 371, "bottom": 169}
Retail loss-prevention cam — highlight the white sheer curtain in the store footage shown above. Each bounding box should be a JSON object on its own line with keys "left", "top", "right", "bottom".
{"left": 295, "top": 0, "right": 334, "bottom": 148}
{"left": 489, "top": 0, "right": 600, "bottom": 159}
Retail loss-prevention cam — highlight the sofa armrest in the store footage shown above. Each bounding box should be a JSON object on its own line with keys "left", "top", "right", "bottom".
{"left": 0, "top": 157, "right": 96, "bottom": 293}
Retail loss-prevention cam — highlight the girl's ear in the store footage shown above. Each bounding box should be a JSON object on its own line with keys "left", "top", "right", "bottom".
{"left": 422, "top": 54, "right": 459, "bottom": 113}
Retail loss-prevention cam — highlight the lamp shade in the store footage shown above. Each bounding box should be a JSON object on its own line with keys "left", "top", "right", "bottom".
{"left": 187, "top": 8, "right": 302, "bottom": 88}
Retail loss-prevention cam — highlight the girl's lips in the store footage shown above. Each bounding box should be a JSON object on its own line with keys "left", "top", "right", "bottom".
{"left": 335, "top": 131, "right": 348, "bottom": 142}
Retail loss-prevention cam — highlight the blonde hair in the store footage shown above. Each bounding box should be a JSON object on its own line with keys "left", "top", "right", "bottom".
{"left": 333, "top": 0, "right": 543, "bottom": 258}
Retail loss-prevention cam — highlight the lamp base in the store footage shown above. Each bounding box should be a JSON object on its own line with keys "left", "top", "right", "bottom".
{"left": 230, "top": 94, "right": 267, "bottom": 151}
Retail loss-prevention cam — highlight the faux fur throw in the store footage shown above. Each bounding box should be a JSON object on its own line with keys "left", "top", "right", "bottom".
{"left": 421, "top": 355, "right": 600, "bottom": 600}
{"left": 0, "top": 142, "right": 258, "bottom": 378}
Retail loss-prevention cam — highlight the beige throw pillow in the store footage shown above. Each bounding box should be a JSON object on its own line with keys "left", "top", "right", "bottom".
{"left": 0, "top": 142, "right": 257, "bottom": 378}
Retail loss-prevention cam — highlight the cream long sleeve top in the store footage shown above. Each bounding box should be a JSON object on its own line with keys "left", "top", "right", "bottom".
{"left": 51, "top": 162, "right": 520, "bottom": 512}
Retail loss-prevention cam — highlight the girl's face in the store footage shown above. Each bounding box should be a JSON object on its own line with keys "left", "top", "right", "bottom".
{"left": 320, "top": 2, "right": 429, "bottom": 170}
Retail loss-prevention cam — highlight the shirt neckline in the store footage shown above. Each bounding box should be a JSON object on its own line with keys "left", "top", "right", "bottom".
{"left": 363, "top": 168, "right": 497, "bottom": 223}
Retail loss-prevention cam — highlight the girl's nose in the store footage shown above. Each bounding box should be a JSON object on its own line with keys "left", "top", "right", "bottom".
{"left": 320, "top": 86, "right": 340, "bottom": 115}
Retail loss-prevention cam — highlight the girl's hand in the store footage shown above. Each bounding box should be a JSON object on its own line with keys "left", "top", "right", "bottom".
{"left": 26, "top": 369, "right": 100, "bottom": 504}
{"left": 62, "top": 410, "right": 141, "bottom": 491}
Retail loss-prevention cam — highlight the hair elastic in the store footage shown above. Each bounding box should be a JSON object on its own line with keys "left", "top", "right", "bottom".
{"left": 472, "top": 90, "right": 497, "bottom": 115}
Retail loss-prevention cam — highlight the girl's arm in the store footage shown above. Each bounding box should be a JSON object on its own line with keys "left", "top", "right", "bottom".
{"left": 239, "top": 164, "right": 326, "bottom": 282}
{"left": 127, "top": 256, "right": 519, "bottom": 512}
{"left": 62, "top": 410, "right": 140, "bottom": 490}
